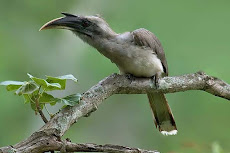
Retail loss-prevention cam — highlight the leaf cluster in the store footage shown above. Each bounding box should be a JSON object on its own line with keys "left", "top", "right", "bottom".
{"left": 0, "top": 74, "right": 81, "bottom": 115}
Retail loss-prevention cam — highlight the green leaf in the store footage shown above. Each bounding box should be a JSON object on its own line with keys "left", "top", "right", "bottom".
{"left": 15, "top": 82, "right": 38, "bottom": 96}
{"left": 46, "top": 76, "right": 66, "bottom": 90}
{"left": 40, "top": 103, "right": 45, "bottom": 110}
{"left": 57, "top": 74, "right": 78, "bottom": 82}
{"left": 30, "top": 102, "right": 36, "bottom": 111}
{"left": 46, "top": 83, "right": 62, "bottom": 91}
{"left": 0, "top": 81, "right": 25, "bottom": 91}
{"left": 50, "top": 101, "right": 57, "bottom": 106}
{"left": 58, "top": 93, "right": 81, "bottom": 106}
{"left": 46, "top": 74, "right": 78, "bottom": 90}
{"left": 23, "top": 94, "right": 31, "bottom": 104}
{"left": 39, "top": 92, "right": 58, "bottom": 104}
{"left": 28, "top": 73, "right": 47, "bottom": 87}
{"left": 28, "top": 73, "right": 61, "bottom": 91}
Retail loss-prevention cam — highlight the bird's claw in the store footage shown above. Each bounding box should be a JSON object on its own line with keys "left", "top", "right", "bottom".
{"left": 125, "top": 73, "right": 135, "bottom": 82}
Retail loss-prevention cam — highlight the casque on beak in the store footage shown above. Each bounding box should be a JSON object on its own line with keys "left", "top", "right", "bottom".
{"left": 39, "top": 13, "right": 82, "bottom": 31}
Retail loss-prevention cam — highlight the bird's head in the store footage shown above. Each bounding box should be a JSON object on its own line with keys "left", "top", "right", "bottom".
{"left": 40, "top": 13, "right": 116, "bottom": 38}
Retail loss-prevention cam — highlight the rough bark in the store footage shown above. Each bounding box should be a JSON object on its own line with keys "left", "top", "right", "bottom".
{"left": 0, "top": 72, "right": 229, "bottom": 153}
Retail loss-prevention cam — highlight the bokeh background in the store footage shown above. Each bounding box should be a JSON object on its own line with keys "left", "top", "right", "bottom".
{"left": 1, "top": 0, "right": 230, "bottom": 152}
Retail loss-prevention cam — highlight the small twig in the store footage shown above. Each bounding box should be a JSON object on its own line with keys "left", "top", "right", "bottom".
{"left": 44, "top": 104, "right": 53, "bottom": 117}
{"left": 35, "top": 86, "right": 48, "bottom": 123}
{"left": 35, "top": 98, "right": 48, "bottom": 123}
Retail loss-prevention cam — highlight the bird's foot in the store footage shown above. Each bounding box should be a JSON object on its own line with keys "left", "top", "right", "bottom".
{"left": 125, "top": 73, "right": 135, "bottom": 83}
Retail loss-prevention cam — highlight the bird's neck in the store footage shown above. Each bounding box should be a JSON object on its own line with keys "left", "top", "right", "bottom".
{"left": 77, "top": 32, "right": 118, "bottom": 55}
{"left": 77, "top": 31, "right": 135, "bottom": 65}
{"left": 91, "top": 35, "right": 118, "bottom": 59}
{"left": 76, "top": 27, "right": 117, "bottom": 44}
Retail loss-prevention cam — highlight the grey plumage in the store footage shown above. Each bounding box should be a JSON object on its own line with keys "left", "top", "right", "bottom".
{"left": 40, "top": 13, "right": 177, "bottom": 135}
{"left": 132, "top": 29, "right": 176, "bottom": 135}
{"left": 132, "top": 28, "right": 168, "bottom": 76}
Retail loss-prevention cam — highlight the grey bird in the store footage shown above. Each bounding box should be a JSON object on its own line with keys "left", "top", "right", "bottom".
{"left": 40, "top": 13, "right": 177, "bottom": 135}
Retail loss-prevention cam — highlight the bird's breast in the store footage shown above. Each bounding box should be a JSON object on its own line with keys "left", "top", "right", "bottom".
{"left": 97, "top": 41, "right": 164, "bottom": 77}
{"left": 116, "top": 46, "right": 164, "bottom": 77}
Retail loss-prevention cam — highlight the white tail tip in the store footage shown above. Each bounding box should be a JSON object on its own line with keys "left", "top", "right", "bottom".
{"left": 161, "top": 130, "right": 177, "bottom": 136}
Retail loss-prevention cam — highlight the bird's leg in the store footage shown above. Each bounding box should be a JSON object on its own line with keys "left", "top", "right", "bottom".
{"left": 152, "top": 72, "right": 161, "bottom": 89}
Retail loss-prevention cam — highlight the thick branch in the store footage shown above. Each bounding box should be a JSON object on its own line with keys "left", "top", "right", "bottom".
{"left": 63, "top": 143, "right": 158, "bottom": 153}
{"left": 1, "top": 71, "right": 229, "bottom": 153}
{"left": 0, "top": 129, "right": 158, "bottom": 153}
{"left": 40, "top": 71, "right": 230, "bottom": 137}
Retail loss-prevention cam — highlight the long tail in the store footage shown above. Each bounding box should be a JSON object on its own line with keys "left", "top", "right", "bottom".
{"left": 147, "top": 92, "right": 177, "bottom": 136}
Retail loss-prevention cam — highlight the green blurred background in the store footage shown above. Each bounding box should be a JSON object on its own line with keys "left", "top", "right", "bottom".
{"left": 0, "top": 0, "right": 230, "bottom": 152}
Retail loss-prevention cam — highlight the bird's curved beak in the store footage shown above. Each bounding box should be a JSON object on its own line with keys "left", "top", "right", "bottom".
{"left": 39, "top": 13, "right": 81, "bottom": 31}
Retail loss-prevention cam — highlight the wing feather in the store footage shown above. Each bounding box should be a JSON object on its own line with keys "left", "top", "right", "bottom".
{"left": 132, "top": 28, "right": 168, "bottom": 75}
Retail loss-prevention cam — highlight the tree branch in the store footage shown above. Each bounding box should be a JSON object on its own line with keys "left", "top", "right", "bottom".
{"left": 62, "top": 143, "right": 158, "bottom": 153}
{"left": 0, "top": 71, "right": 229, "bottom": 153}
{"left": 0, "top": 129, "right": 158, "bottom": 153}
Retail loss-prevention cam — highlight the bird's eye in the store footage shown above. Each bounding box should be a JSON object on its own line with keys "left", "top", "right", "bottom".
{"left": 82, "top": 20, "right": 90, "bottom": 27}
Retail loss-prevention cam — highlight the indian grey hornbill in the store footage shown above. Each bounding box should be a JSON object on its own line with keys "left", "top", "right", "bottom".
{"left": 40, "top": 13, "right": 177, "bottom": 135}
